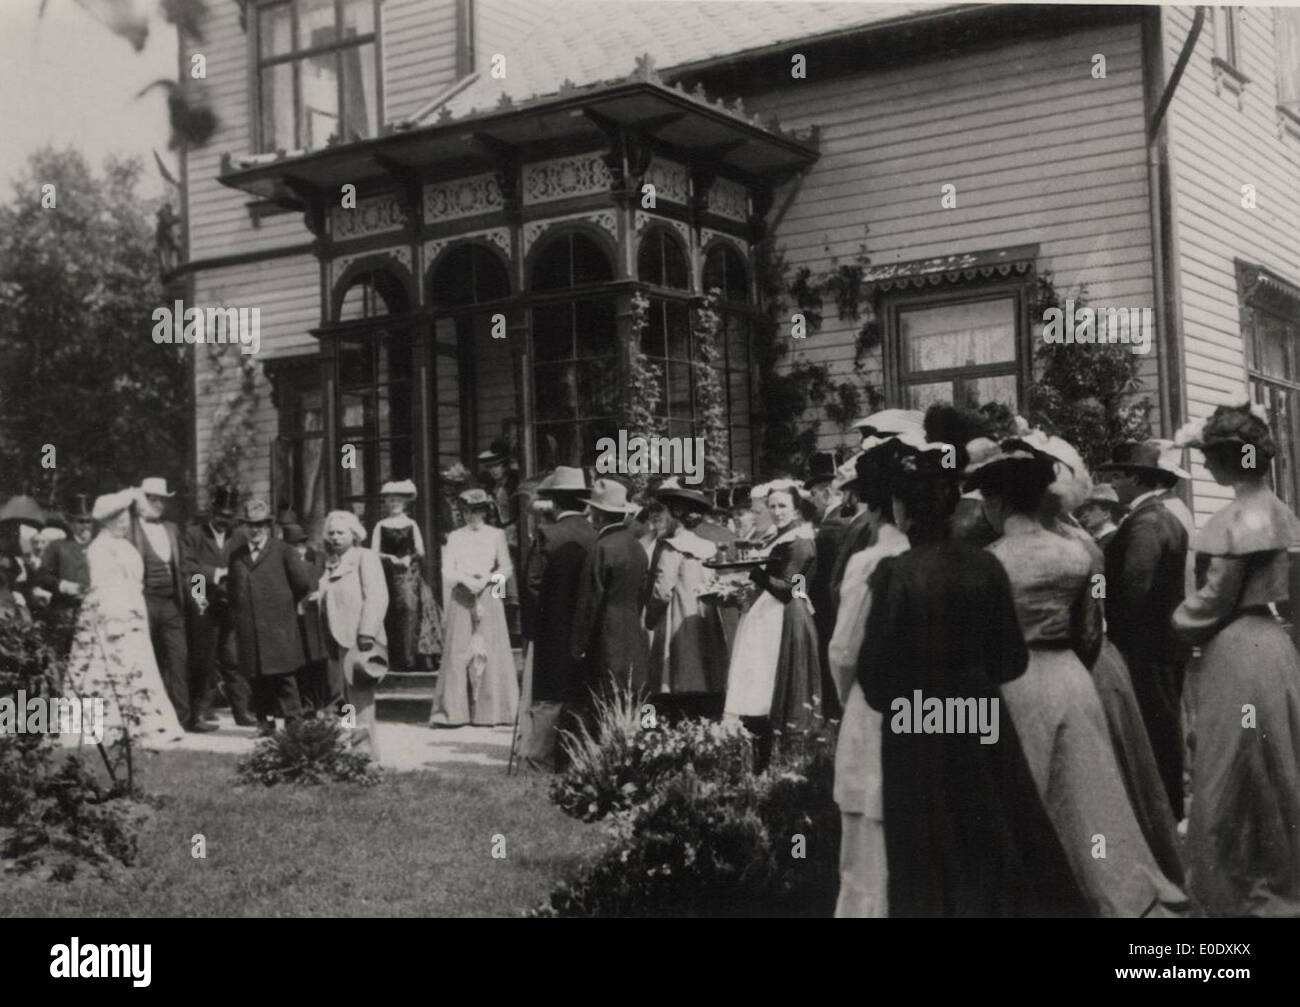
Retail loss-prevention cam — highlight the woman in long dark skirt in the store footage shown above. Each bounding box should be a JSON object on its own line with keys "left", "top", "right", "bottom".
{"left": 857, "top": 436, "right": 1088, "bottom": 917}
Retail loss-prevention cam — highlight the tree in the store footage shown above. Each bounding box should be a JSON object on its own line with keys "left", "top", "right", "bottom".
{"left": 0, "top": 147, "right": 190, "bottom": 508}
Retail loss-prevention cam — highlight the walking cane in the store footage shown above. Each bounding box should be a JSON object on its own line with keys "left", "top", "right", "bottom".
{"left": 506, "top": 642, "right": 525, "bottom": 776}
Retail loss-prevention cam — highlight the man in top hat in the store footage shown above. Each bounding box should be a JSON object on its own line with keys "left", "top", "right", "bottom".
{"left": 571, "top": 478, "right": 650, "bottom": 705}
{"left": 130, "top": 476, "right": 199, "bottom": 730}
{"left": 34, "top": 494, "right": 93, "bottom": 661}
{"left": 1097, "top": 440, "right": 1191, "bottom": 819}
{"left": 805, "top": 451, "right": 848, "bottom": 720}
{"left": 519, "top": 466, "right": 598, "bottom": 770}
{"left": 1073, "top": 483, "right": 1126, "bottom": 552}
{"left": 182, "top": 487, "right": 253, "bottom": 727}
{"left": 0, "top": 494, "right": 47, "bottom": 610}
{"left": 227, "top": 498, "right": 318, "bottom": 731}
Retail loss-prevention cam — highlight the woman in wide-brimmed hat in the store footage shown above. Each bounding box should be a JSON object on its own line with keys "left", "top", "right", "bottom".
{"left": 66, "top": 489, "right": 186, "bottom": 748}
{"left": 856, "top": 435, "right": 1089, "bottom": 917}
{"left": 371, "top": 479, "right": 443, "bottom": 672}
{"left": 970, "top": 437, "right": 1188, "bottom": 914}
{"left": 429, "top": 488, "right": 518, "bottom": 727}
{"left": 643, "top": 479, "right": 729, "bottom": 719}
{"left": 1173, "top": 403, "right": 1300, "bottom": 916}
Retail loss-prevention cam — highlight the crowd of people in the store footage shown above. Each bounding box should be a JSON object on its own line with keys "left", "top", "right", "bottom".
{"left": 3, "top": 400, "right": 1299, "bottom": 917}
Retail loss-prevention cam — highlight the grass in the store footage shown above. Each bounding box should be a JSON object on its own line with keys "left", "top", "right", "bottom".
{"left": 1, "top": 750, "right": 599, "bottom": 917}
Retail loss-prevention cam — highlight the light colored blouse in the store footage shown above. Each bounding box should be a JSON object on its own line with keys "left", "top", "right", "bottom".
{"left": 442, "top": 524, "right": 512, "bottom": 603}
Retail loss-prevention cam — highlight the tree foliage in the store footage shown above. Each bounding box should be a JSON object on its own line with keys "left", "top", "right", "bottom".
{"left": 0, "top": 148, "right": 190, "bottom": 507}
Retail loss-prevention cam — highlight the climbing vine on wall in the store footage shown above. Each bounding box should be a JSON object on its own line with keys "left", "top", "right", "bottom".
{"left": 621, "top": 291, "right": 663, "bottom": 494}
{"left": 202, "top": 345, "right": 261, "bottom": 500}
{"left": 689, "top": 291, "right": 733, "bottom": 487}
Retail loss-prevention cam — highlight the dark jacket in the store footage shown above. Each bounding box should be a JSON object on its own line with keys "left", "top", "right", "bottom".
{"left": 827, "top": 508, "right": 874, "bottom": 609}
{"left": 570, "top": 522, "right": 650, "bottom": 695}
{"left": 1104, "top": 496, "right": 1190, "bottom": 667}
{"left": 228, "top": 536, "right": 317, "bottom": 678}
{"left": 35, "top": 538, "right": 90, "bottom": 608}
{"left": 181, "top": 522, "right": 247, "bottom": 615}
{"left": 529, "top": 513, "right": 597, "bottom": 702}
{"left": 858, "top": 539, "right": 1088, "bottom": 917}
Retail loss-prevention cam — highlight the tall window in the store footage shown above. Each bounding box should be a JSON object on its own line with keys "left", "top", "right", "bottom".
{"left": 703, "top": 243, "right": 754, "bottom": 476}
{"left": 883, "top": 287, "right": 1025, "bottom": 411}
{"left": 257, "top": 0, "right": 379, "bottom": 152}
{"left": 1241, "top": 266, "right": 1300, "bottom": 506}
{"left": 334, "top": 270, "right": 412, "bottom": 520}
{"left": 1213, "top": 7, "right": 1242, "bottom": 70}
{"left": 530, "top": 231, "right": 617, "bottom": 469}
{"left": 271, "top": 362, "right": 326, "bottom": 536}
{"left": 638, "top": 227, "right": 694, "bottom": 441}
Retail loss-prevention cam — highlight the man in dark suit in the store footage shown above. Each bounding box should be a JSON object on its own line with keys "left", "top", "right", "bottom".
{"left": 1100, "top": 440, "right": 1191, "bottom": 819}
{"left": 571, "top": 479, "right": 650, "bottom": 703}
{"left": 806, "top": 452, "right": 846, "bottom": 720}
{"left": 131, "top": 477, "right": 207, "bottom": 732}
{"left": 227, "top": 498, "right": 318, "bottom": 732}
{"left": 183, "top": 487, "right": 253, "bottom": 726}
{"left": 521, "top": 467, "right": 597, "bottom": 770}
{"left": 35, "top": 495, "right": 93, "bottom": 660}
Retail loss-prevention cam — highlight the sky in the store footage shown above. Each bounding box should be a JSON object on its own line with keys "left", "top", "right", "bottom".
{"left": 0, "top": 0, "right": 178, "bottom": 202}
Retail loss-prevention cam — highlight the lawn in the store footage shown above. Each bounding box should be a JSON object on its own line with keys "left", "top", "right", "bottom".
{"left": 1, "top": 750, "right": 600, "bottom": 917}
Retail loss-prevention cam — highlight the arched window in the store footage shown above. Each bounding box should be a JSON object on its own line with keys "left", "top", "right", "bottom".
{"left": 638, "top": 227, "right": 689, "bottom": 289}
{"left": 332, "top": 268, "right": 413, "bottom": 521}
{"left": 703, "top": 243, "right": 754, "bottom": 478}
{"left": 530, "top": 231, "right": 618, "bottom": 469}
{"left": 531, "top": 231, "right": 614, "bottom": 292}
{"left": 337, "top": 269, "right": 407, "bottom": 322}
{"left": 430, "top": 244, "right": 510, "bottom": 308}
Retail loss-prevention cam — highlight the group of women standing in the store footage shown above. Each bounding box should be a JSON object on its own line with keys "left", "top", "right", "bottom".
{"left": 829, "top": 401, "right": 1300, "bottom": 917}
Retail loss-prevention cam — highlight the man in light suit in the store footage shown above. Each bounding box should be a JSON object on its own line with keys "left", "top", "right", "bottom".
{"left": 319, "top": 510, "right": 389, "bottom": 757}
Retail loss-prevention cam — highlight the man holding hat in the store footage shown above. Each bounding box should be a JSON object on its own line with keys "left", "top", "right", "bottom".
{"left": 183, "top": 487, "right": 253, "bottom": 727}
{"left": 227, "top": 498, "right": 319, "bottom": 731}
{"left": 130, "top": 476, "right": 197, "bottom": 730}
{"left": 571, "top": 479, "right": 650, "bottom": 705}
{"left": 1097, "top": 440, "right": 1191, "bottom": 819}
{"left": 34, "top": 495, "right": 94, "bottom": 662}
{"left": 520, "top": 466, "right": 597, "bottom": 770}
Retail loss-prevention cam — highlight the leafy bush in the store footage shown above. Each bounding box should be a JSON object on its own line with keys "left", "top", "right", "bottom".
{"left": 0, "top": 619, "right": 151, "bottom": 880}
{"left": 236, "top": 716, "right": 381, "bottom": 787}
{"left": 533, "top": 717, "right": 840, "bottom": 917}
{"left": 551, "top": 689, "right": 752, "bottom": 822}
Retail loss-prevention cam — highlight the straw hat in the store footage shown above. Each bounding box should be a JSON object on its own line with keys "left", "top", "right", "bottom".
{"left": 380, "top": 479, "right": 418, "bottom": 498}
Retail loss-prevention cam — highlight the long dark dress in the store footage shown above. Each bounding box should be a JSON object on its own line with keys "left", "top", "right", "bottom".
{"left": 375, "top": 521, "right": 442, "bottom": 671}
{"left": 858, "top": 537, "right": 1089, "bottom": 917}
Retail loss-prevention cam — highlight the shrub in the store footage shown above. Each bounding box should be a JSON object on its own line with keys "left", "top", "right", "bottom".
{"left": 235, "top": 717, "right": 381, "bottom": 787}
{"left": 533, "top": 721, "right": 840, "bottom": 917}
{"left": 0, "top": 619, "right": 151, "bottom": 880}
{"left": 551, "top": 688, "right": 753, "bottom": 822}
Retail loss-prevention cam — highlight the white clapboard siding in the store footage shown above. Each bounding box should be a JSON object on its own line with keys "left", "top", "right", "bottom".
{"left": 747, "top": 18, "right": 1157, "bottom": 454}
{"left": 192, "top": 254, "right": 321, "bottom": 497}
{"left": 185, "top": 0, "right": 458, "bottom": 262}
{"left": 1162, "top": 5, "right": 1300, "bottom": 523}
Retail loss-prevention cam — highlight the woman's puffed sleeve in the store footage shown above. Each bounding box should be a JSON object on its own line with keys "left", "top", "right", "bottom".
{"left": 1172, "top": 555, "right": 1247, "bottom": 645}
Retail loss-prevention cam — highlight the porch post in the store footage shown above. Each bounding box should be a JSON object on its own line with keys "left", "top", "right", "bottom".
{"left": 414, "top": 317, "right": 437, "bottom": 582}
{"left": 319, "top": 337, "right": 339, "bottom": 508}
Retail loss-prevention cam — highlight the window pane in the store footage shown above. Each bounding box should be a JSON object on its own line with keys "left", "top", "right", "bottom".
{"left": 338, "top": 340, "right": 372, "bottom": 388}
{"left": 300, "top": 51, "right": 340, "bottom": 147}
{"left": 666, "top": 302, "right": 690, "bottom": 359}
{"left": 260, "top": 63, "right": 295, "bottom": 151}
{"left": 638, "top": 232, "right": 663, "bottom": 286}
{"left": 533, "top": 304, "right": 572, "bottom": 361}
{"left": 340, "top": 43, "right": 377, "bottom": 142}
{"left": 904, "top": 373, "right": 1018, "bottom": 412}
{"left": 663, "top": 234, "right": 688, "bottom": 289}
{"left": 259, "top": 3, "right": 293, "bottom": 57}
{"left": 382, "top": 331, "right": 413, "bottom": 384}
{"left": 342, "top": 0, "right": 375, "bottom": 36}
{"left": 900, "top": 297, "right": 1016, "bottom": 374}
{"left": 535, "top": 363, "right": 578, "bottom": 420}
{"left": 578, "top": 359, "right": 618, "bottom": 417}
{"left": 299, "top": 0, "right": 338, "bottom": 49}
{"left": 1259, "top": 314, "right": 1291, "bottom": 380}
{"left": 643, "top": 302, "right": 665, "bottom": 356}
{"left": 531, "top": 237, "right": 572, "bottom": 291}
{"left": 667, "top": 360, "right": 693, "bottom": 417}
{"left": 378, "top": 438, "right": 413, "bottom": 482}
{"left": 573, "top": 233, "right": 613, "bottom": 285}
{"left": 576, "top": 300, "right": 616, "bottom": 357}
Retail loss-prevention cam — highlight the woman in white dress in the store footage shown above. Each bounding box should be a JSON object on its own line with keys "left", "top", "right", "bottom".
{"left": 66, "top": 489, "right": 185, "bottom": 750}
{"left": 429, "top": 488, "right": 519, "bottom": 727}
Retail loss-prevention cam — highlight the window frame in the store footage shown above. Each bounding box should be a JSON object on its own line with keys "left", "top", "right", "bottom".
{"left": 1211, "top": 6, "right": 1250, "bottom": 96}
{"left": 878, "top": 277, "right": 1033, "bottom": 412}
{"left": 250, "top": 0, "right": 384, "bottom": 153}
{"left": 1240, "top": 263, "right": 1300, "bottom": 507}
{"left": 268, "top": 358, "right": 328, "bottom": 537}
